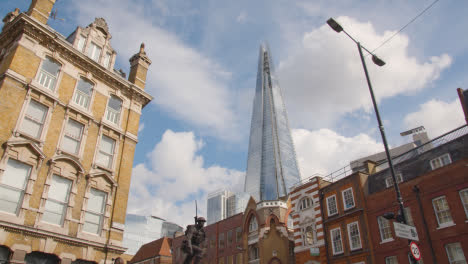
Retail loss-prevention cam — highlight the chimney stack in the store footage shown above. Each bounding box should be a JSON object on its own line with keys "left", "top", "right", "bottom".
{"left": 27, "top": 0, "right": 56, "bottom": 24}
{"left": 128, "top": 43, "right": 151, "bottom": 90}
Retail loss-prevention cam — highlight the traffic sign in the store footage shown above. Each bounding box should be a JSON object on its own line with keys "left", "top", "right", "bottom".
{"left": 394, "top": 222, "right": 419, "bottom": 241}
{"left": 410, "top": 242, "right": 421, "bottom": 261}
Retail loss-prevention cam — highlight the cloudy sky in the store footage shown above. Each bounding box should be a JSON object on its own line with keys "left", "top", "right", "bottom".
{"left": 2, "top": 0, "right": 467, "bottom": 227}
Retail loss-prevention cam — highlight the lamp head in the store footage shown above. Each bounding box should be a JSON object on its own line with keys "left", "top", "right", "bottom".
{"left": 327, "top": 18, "right": 343, "bottom": 33}
{"left": 383, "top": 212, "right": 395, "bottom": 220}
{"left": 372, "top": 55, "right": 386, "bottom": 66}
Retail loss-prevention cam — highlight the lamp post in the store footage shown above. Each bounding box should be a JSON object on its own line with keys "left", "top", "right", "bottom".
{"left": 326, "top": 18, "right": 407, "bottom": 224}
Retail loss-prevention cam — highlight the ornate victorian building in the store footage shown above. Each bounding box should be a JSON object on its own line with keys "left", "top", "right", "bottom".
{"left": 0, "top": 1, "right": 152, "bottom": 264}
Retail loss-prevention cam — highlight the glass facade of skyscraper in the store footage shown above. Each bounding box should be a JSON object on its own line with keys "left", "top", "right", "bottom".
{"left": 244, "top": 44, "right": 301, "bottom": 202}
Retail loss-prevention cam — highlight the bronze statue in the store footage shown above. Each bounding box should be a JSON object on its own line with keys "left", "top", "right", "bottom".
{"left": 181, "top": 216, "right": 206, "bottom": 264}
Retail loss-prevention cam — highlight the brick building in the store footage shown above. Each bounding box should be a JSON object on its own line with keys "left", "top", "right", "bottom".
{"left": 129, "top": 237, "right": 172, "bottom": 264}
{"left": 320, "top": 171, "right": 374, "bottom": 264}
{"left": 289, "top": 176, "right": 328, "bottom": 264}
{"left": 0, "top": 1, "right": 152, "bottom": 264}
{"left": 366, "top": 126, "right": 468, "bottom": 264}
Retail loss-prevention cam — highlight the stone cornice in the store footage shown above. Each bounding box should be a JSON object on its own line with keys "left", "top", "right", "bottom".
{"left": 0, "top": 220, "right": 126, "bottom": 254}
{"left": 0, "top": 13, "right": 153, "bottom": 108}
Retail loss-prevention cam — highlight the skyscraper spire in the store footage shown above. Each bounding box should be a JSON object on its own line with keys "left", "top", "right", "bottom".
{"left": 244, "top": 44, "right": 301, "bottom": 202}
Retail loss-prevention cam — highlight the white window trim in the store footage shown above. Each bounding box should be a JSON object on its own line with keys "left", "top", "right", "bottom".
{"left": 459, "top": 188, "right": 468, "bottom": 219}
{"left": 326, "top": 195, "right": 338, "bottom": 217}
{"left": 445, "top": 242, "right": 467, "bottom": 264}
{"left": 40, "top": 175, "right": 72, "bottom": 226}
{"left": 87, "top": 42, "right": 102, "bottom": 63}
{"left": 385, "top": 256, "right": 398, "bottom": 264}
{"left": 14, "top": 97, "right": 54, "bottom": 145}
{"left": 330, "top": 227, "right": 343, "bottom": 255}
{"left": 31, "top": 54, "right": 63, "bottom": 97}
{"left": 103, "top": 94, "right": 124, "bottom": 128}
{"left": 299, "top": 197, "right": 313, "bottom": 211}
{"left": 82, "top": 188, "right": 108, "bottom": 235}
{"left": 93, "top": 133, "right": 118, "bottom": 172}
{"left": 430, "top": 153, "right": 452, "bottom": 170}
{"left": 432, "top": 196, "right": 454, "bottom": 228}
{"left": 0, "top": 158, "right": 33, "bottom": 218}
{"left": 70, "top": 76, "right": 96, "bottom": 114}
{"left": 378, "top": 216, "right": 394, "bottom": 243}
{"left": 342, "top": 187, "right": 355, "bottom": 210}
{"left": 385, "top": 172, "right": 403, "bottom": 188}
{"left": 57, "top": 116, "right": 88, "bottom": 159}
{"left": 347, "top": 221, "right": 362, "bottom": 251}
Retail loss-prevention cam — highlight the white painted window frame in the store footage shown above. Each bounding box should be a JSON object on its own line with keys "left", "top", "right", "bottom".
{"left": 330, "top": 227, "right": 343, "bottom": 255}
{"left": 347, "top": 221, "right": 362, "bottom": 251}
{"left": 342, "top": 187, "right": 355, "bottom": 210}
{"left": 326, "top": 195, "right": 338, "bottom": 216}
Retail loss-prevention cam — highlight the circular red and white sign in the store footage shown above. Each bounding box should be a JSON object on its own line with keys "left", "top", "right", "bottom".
{"left": 410, "top": 242, "right": 421, "bottom": 261}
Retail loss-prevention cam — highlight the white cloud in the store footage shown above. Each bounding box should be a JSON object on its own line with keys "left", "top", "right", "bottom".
{"left": 404, "top": 99, "right": 465, "bottom": 138}
{"left": 70, "top": 0, "right": 240, "bottom": 141}
{"left": 278, "top": 16, "right": 451, "bottom": 129}
{"left": 138, "top": 123, "right": 145, "bottom": 133}
{"left": 236, "top": 11, "right": 247, "bottom": 23}
{"left": 128, "top": 130, "right": 244, "bottom": 227}
{"left": 292, "top": 128, "right": 384, "bottom": 178}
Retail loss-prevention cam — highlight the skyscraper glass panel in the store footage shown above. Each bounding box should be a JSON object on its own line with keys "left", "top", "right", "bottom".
{"left": 244, "top": 44, "right": 301, "bottom": 202}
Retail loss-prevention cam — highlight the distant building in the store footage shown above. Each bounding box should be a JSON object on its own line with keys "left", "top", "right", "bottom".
{"left": 123, "top": 214, "right": 182, "bottom": 256}
{"left": 129, "top": 237, "right": 172, "bottom": 264}
{"left": 0, "top": 1, "right": 151, "bottom": 264}
{"left": 207, "top": 190, "right": 249, "bottom": 225}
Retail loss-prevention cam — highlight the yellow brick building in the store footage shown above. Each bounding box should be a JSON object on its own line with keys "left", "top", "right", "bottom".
{"left": 0, "top": 1, "right": 152, "bottom": 264}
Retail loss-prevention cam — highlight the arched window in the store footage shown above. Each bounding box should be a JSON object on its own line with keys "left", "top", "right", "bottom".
{"left": 38, "top": 56, "right": 61, "bottom": 91}
{"left": 105, "top": 95, "right": 122, "bottom": 125}
{"left": 299, "top": 197, "right": 313, "bottom": 210}
{"left": 248, "top": 216, "right": 258, "bottom": 232}
{"left": 73, "top": 77, "right": 94, "bottom": 109}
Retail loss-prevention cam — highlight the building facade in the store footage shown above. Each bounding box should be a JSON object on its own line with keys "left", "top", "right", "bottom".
{"left": 0, "top": 1, "right": 152, "bottom": 264}
{"left": 289, "top": 177, "right": 328, "bottom": 264}
{"left": 244, "top": 44, "right": 301, "bottom": 202}
{"left": 366, "top": 127, "right": 468, "bottom": 264}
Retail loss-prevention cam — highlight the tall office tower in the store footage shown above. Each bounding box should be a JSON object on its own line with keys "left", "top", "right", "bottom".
{"left": 244, "top": 44, "right": 301, "bottom": 202}
{"left": 206, "top": 189, "right": 232, "bottom": 225}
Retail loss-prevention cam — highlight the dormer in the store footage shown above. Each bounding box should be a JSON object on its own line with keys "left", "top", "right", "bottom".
{"left": 66, "top": 18, "right": 116, "bottom": 70}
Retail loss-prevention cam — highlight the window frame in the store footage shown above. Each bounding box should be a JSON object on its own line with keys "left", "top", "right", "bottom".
{"left": 347, "top": 221, "right": 362, "bottom": 251}
{"left": 445, "top": 242, "right": 466, "bottom": 264}
{"left": 87, "top": 42, "right": 102, "bottom": 62}
{"left": 342, "top": 187, "right": 355, "bottom": 210}
{"left": 59, "top": 118, "right": 85, "bottom": 156}
{"left": 459, "top": 188, "right": 468, "bottom": 219}
{"left": 378, "top": 216, "right": 393, "bottom": 242}
{"left": 432, "top": 196, "right": 454, "bottom": 228}
{"left": 330, "top": 227, "right": 344, "bottom": 255}
{"left": 82, "top": 187, "right": 108, "bottom": 235}
{"left": 72, "top": 77, "right": 95, "bottom": 111}
{"left": 248, "top": 216, "right": 258, "bottom": 233}
{"left": 219, "top": 232, "right": 225, "bottom": 249}
{"left": 430, "top": 153, "right": 452, "bottom": 170}
{"left": 385, "top": 172, "right": 403, "bottom": 188}
{"left": 326, "top": 194, "right": 338, "bottom": 216}
{"left": 104, "top": 94, "right": 123, "bottom": 126}
{"left": 299, "top": 197, "right": 313, "bottom": 211}
{"left": 36, "top": 56, "right": 62, "bottom": 92}
{"left": 0, "top": 159, "right": 33, "bottom": 215}
{"left": 385, "top": 256, "right": 398, "bottom": 264}
{"left": 41, "top": 174, "right": 73, "bottom": 226}
{"left": 76, "top": 34, "right": 87, "bottom": 52}
{"left": 18, "top": 99, "right": 50, "bottom": 141}
{"left": 95, "top": 134, "right": 117, "bottom": 170}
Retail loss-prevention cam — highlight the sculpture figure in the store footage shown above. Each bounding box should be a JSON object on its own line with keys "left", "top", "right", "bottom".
{"left": 181, "top": 216, "right": 206, "bottom": 264}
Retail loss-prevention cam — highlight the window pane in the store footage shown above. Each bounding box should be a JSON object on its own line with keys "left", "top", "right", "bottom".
{"left": 88, "top": 189, "right": 107, "bottom": 213}
{"left": 83, "top": 216, "right": 100, "bottom": 234}
{"left": 96, "top": 153, "right": 111, "bottom": 168}
{"left": 66, "top": 120, "right": 83, "bottom": 139}
{"left": 100, "top": 136, "right": 115, "bottom": 154}
{"left": 0, "top": 185, "right": 22, "bottom": 213}
{"left": 77, "top": 35, "right": 86, "bottom": 51}
{"left": 41, "top": 57, "right": 61, "bottom": 76}
{"left": 77, "top": 78, "right": 93, "bottom": 95}
{"left": 460, "top": 189, "right": 468, "bottom": 218}
{"left": 1, "top": 159, "right": 32, "bottom": 189}
{"left": 62, "top": 136, "right": 80, "bottom": 154}
{"left": 108, "top": 96, "right": 122, "bottom": 111}
{"left": 27, "top": 100, "right": 48, "bottom": 122}
{"left": 433, "top": 197, "right": 453, "bottom": 225}
{"left": 343, "top": 189, "right": 355, "bottom": 209}
{"left": 48, "top": 175, "right": 72, "bottom": 202}
{"left": 378, "top": 216, "right": 393, "bottom": 241}
{"left": 327, "top": 195, "right": 337, "bottom": 215}
{"left": 85, "top": 211, "right": 101, "bottom": 224}
{"left": 446, "top": 243, "right": 466, "bottom": 264}
{"left": 43, "top": 200, "right": 66, "bottom": 225}
{"left": 103, "top": 52, "right": 111, "bottom": 68}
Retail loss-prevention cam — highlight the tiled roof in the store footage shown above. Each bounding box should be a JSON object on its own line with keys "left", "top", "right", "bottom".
{"left": 129, "top": 237, "right": 172, "bottom": 263}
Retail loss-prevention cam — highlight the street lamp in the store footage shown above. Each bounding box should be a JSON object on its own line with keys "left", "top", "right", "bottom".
{"left": 326, "top": 18, "right": 407, "bottom": 224}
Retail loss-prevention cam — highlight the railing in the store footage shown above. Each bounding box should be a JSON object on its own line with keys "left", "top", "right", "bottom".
{"left": 38, "top": 70, "right": 56, "bottom": 91}
{"left": 291, "top": 124, "right": 468, "bottom": 188}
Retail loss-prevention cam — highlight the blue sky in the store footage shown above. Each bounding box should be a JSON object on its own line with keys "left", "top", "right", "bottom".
{"left": 2, "top": 0, "right": 466, "bottom": 227}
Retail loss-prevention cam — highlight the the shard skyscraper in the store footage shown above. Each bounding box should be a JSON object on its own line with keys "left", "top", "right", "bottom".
{"left": 244, "top": 44, "right": 301, "bottom": 202}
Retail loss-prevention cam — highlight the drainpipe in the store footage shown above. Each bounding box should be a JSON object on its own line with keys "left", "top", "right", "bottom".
{"left": 319, "top": 191, "right": 330, "bottom": 264}
{"left": 412, "top": 185, "right": 437, "bottom": 264}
